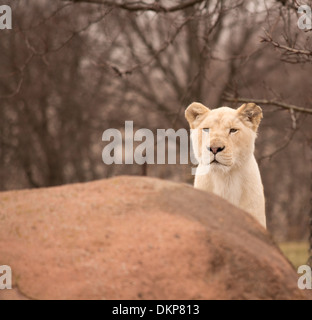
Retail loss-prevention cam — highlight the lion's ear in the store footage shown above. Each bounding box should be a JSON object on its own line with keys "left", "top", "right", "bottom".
{"left": 185, "top": 102, "right": 210, "bottom": 129}
{"left": 237, "top": 103, "right": 263, "bottom": 132}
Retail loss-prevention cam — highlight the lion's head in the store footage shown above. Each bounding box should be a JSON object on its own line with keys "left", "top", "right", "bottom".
{"left": 185, "top": 102, "right": 263, "bottom": 171}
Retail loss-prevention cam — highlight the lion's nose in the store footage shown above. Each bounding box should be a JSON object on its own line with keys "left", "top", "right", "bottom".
{"left": 208, "top": 146, "right": 225, "bottom": 155}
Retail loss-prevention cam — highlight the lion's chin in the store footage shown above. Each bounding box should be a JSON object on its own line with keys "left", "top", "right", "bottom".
{"left": 210, "top": 159, "right": 232, "bottom": 167}
{"left": 209, "top": 160, "right": 233, "bottom": 173}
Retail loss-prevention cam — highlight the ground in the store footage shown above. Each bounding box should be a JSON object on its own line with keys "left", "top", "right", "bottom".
{"left": 279, "top": 242, "right": 310, "bottom": 269}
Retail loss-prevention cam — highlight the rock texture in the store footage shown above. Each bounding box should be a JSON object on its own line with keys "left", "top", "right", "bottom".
{"left": 0, "top": 176, "right": 309, "bottom": 300}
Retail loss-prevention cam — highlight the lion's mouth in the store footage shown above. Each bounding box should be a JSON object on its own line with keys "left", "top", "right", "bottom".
{"left": 210, "top": 159, "right": 221, "bottom": 165}
{"left": 210, "top": 159, "right": 230, "bottom": 167}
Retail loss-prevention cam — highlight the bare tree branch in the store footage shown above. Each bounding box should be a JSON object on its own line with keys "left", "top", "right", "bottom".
{"left": 259, "top": 127, "right": 297, "bottom": 163}
{"left": 63, "top": 0, "right": 206, "bottom": 12}
{"left": 224, "top": 96, "right": 312, "bottom": 115}
{"left": 121, "top": 16, "right": 192, "bottom": 76}
{"left": 276, "top": 0, "right": 300, "bottom": 11}
{"left": 261, "top": 30, "right": 312, "bottom": 58}
{"left": 16, "top": 3, "right": 74, "bottom": 32}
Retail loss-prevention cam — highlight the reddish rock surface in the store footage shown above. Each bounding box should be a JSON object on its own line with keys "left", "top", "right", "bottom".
{"left": 0, "top": 176, "right": 310, "bottom": 300}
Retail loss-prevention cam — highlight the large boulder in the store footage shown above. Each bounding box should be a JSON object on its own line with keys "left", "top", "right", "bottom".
{"left": 0, "top": 176, "right": 309, "bottom": 300}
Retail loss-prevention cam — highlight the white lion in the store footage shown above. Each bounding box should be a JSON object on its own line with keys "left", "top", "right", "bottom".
{"left": 185, "top": 102, "right": 266, "bottom": 228}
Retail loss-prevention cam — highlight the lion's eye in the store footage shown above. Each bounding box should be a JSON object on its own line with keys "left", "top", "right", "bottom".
{"left": 203, "top": 128, "right": 210, "bottom": 133}
{"left": 230, "top": 129, "right": 238, "bottom": 134}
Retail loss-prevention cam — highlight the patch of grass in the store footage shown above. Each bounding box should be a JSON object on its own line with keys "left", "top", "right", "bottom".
{"left": 279, "top": 242, "right": 310, "bottom": 269}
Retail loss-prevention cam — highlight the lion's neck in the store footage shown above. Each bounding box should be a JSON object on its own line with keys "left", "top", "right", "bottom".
{"left": 194, "top": 155, "right": 266, "bottom": 228}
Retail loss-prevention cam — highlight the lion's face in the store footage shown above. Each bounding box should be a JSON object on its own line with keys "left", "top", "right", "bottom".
{"left": 185, "top": 102, "right": 263, "bottom": 171}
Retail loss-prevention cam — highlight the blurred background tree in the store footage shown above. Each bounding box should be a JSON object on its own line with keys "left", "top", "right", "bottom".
{"left": 0, "top": 0, "right": 311, "bottom": 252}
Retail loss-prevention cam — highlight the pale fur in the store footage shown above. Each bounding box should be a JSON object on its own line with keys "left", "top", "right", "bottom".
{"left": 185, "top": 102, "right": 266, "bottom": 228}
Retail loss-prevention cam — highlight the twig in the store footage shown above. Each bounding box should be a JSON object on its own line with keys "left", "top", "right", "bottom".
{"left": 261, "top": 30, "right": 312, "bottom": 62}
{"left": 16, "top": 3, "right": 74, "bottom": 33}
{"left": 258, "top": 127, "right": 297, "bottom": 163}
{"left": 63, "top": 0, "right": 206, "bottom": 13}
{"left": 224, "top": 96, "right": 312, "bottom": 115}
{"left": 276, "top": 0, "right": 299, "bottom": 11}
{"left": 97, "top": 16, "right": 192, "bottom": 77}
